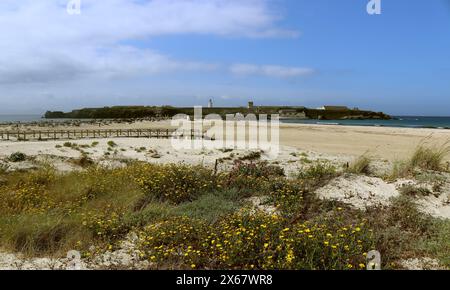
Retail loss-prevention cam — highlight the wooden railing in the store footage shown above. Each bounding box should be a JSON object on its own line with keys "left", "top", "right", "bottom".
{"left": 0, "top": 129, "right": 206, "bottom": 141}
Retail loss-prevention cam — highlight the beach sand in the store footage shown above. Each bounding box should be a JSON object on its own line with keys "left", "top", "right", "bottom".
{"left": 279, "top": 123, "right": 450, "bottom": 161}
{"left": 3, "top": 120, "right": 450, "bottom": 161}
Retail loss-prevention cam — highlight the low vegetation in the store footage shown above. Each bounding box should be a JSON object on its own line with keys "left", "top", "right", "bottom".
{"left": 107, "top": 141, "right": 117, "bottom": 148}
{"left": 0, "top": 155, "right": 447, "bottom": 269}
{"left": 297, "top": 161, "right": 338, "bottom": 188}
{"left": 410, "top": 141, "right": 450, "bottom": 171}
{"left": 390, "top": 140, "right": 450, "bottom": 179}
{"left": 8, "top": 152, "right": 27, "bottom": 163}
{"left": 399, "top": 185, "right": 433, "bottom": 198}
{"left": 347, "top": 155, "right": 371, "bottom": 175}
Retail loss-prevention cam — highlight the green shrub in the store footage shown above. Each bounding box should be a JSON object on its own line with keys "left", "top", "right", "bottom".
{"left": 238, "top": 151, "right": 262, "bottom": 161}
{"left": 107, "top": 141, "right": 117, "bottom": 147}
{"left": 221, "top": 161, "right": 284, "bottom": 196}
{"left": 364, "top": 196, "right": 437, "bottom": 267}
{"left": 298, "top": 162, "right": 337, "bottom": 188}
{"left": 399, "top": 185, "right": 433, "bottom": 198}
{"left": 8, "top": 152, "right": 27, "bottom": 162}
{"left": 175, "top": 192, "right": 240, "bottom": 223}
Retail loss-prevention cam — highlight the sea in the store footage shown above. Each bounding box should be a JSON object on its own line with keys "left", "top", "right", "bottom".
{"left": 282, "top": 116, "right": 450, "bottom": 129}
{"left": 2, "top": 115, "right": 450, "bottom": 129}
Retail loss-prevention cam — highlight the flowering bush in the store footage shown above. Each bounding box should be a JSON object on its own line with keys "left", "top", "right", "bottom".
{"left": 133, "top": 163, "right": 217, "bottom": 206}
{"left": 136, "top": 211, "right": 374, "bottom": 270}
{"left": 1, "top": 167, "right": 57, "bottom": 214}
{"left": 268, "top": 179, "right": 309, "bottom": 218}
{"left": 81, "top": 205, "right": 130, "bottom": 242}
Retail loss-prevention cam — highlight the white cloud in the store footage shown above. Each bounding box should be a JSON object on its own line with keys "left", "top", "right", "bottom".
{"left": 0, "top": 0, "right": 298, "bottom": 85}
{"left": 230, "top": 64, "right": 314, "bottom": 78}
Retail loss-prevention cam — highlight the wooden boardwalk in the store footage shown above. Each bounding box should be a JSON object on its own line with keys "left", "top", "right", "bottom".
{"left": 0, "top": 128, "right": 205, "bottom": 141}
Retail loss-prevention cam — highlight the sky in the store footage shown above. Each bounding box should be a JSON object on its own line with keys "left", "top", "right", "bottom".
{"left": 0, "top": 0, "right": 449, "bottom": 116}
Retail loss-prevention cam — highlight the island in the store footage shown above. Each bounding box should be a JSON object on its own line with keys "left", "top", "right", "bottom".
{"left": 44, "top": 102, "right": 391, "bottom": 120}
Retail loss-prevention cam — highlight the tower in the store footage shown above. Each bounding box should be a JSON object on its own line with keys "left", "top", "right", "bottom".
{"left": 208, "top": 99, "right": 213, "bottom": 108}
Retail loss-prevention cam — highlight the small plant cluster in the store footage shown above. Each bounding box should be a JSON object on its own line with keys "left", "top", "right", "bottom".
{"left": 297, "top": 161, "right": 337, "bottom": 188}
{"left": 347, "top": 155, "right": 371, "bottom": 175}
{"left": 8, "top": 152, "right": 27, "bottom": 163}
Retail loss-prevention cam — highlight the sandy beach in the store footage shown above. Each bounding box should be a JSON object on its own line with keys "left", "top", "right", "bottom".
{"left": 3, "top": 120, "right": 450, "bottom": 161}
{"left": 279, "top": 123, "right": 450, "bottom": 161}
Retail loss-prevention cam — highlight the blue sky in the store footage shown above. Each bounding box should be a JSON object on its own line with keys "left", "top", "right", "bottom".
{"left": 0, "top": 0, "right": 449, "bottom": 115}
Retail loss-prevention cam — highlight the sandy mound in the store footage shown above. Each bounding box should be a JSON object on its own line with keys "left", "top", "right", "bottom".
{"left": 394, "top": 179, "right": 450, "bottom": 220}
{"left": 0, "top": 233, "right": 150, "bottom": 270}
{"left": 316, "top": 174, "right": 400, "bottom": 209}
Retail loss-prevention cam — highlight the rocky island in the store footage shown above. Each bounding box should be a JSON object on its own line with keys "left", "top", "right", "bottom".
{"left": 44, "top": 103, "right": 391, "bottom": 120}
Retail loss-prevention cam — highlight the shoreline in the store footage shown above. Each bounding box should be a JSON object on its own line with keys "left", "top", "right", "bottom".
{"left": 3, "top": 116, "right": 450, "bottom": 130}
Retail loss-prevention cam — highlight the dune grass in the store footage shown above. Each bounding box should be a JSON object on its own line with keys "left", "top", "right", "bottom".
{"left": 410, "top": 140, "right": 450, "bottom": 171}
{"left": 389, "top": 139, "right": 450, "bottom": 179}
{"left": 347, "top": 154, "right": 371, "bottom": 175}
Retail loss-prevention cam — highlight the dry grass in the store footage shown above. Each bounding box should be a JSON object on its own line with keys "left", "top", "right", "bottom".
{"left": 410, "top": 140, "right": 450, "bottom": 171}
{"left": 390, "top": 139, "right": 450, "bottom": 179}
{"left": 347, "top": 154, "right": 371, "bottom": 175}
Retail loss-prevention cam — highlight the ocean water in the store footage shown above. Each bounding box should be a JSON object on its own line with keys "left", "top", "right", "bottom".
{"left": 282, "top": 116, "right": 450, "bottom": 129}
{"left": 2, "top": 114, "right": 450, "bottom": 129}
{"left": 0, "top": 115, "right": 43, "bottom": 123}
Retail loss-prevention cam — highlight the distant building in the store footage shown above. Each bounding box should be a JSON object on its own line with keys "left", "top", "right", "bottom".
{"left": 208, "top": 99, "right": 213, "bottom": 108}
{"left": 317, "top": 106, "right": 349, "bottom": 111}
{"left": 279, "top": 109, "right": 306, "bottom": 119}
{"left": 248, "top": 101, "right": 254, "bottom": 109}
